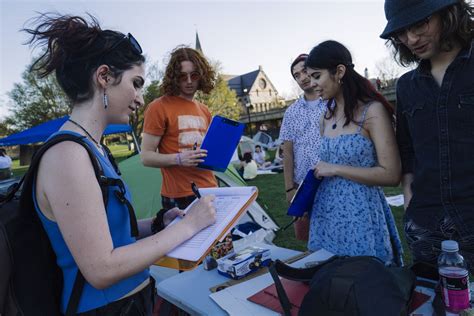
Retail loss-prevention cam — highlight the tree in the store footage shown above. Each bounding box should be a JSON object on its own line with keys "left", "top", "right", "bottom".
{"left": 6, "top": 65, "right": 70, "bottom": 132}
{"left": 0, "top": 119, "right": 13, "bottom": 137}
{"left": 374, "top": 56, "right": 407, "bottom": 87}
{"left": 124, "top": 59, "right": 164, "bottom": 141}
{"left": 130, "top": 79, "right": 162, "bottom": 140}
{"left": 195, "top": 75, "right": 240, "bottom": 120}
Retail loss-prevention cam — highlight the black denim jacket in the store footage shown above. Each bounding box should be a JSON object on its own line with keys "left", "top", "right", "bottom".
{"left": 396, "top": 40, "right": 474, "bottom": 233}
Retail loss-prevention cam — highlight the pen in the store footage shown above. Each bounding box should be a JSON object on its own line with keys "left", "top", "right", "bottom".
{"left": 191, "top": 182, "right": 201, "bottom": 199}
{"left": 193, "top": 142, "right": 198, "bottom": 150}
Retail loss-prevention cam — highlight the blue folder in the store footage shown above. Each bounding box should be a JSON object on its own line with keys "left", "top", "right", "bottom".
{"left": 287, "top": 170, "right": 323, "bottom": 217}
{"left": 198, "top": 115, "right": 245, "bottom": 172}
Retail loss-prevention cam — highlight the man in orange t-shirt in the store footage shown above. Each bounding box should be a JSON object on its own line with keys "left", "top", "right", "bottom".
{"left": 141, "top": 46, "right": 217, "bottom": 210}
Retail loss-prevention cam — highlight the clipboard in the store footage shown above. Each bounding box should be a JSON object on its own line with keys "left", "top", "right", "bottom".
{"left": 198, "top": 115, "right": 245, "bottom": 172}
{"left": 287, "top": 170, "right": 323, "bottom": 217}
{"left": 154, "top": 186, "right": 258, "bottom": 271}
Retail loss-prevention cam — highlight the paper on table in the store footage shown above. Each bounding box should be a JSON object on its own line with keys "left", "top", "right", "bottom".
{"left": 210, "top": 273, "right": 279, "bottom": 316}
{"left": 166, "top": 186, "right": 257, "bottom": 262}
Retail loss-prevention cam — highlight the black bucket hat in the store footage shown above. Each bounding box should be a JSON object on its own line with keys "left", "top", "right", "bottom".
{"left": 380, "top": 0, "right": 459, "bottom": 39}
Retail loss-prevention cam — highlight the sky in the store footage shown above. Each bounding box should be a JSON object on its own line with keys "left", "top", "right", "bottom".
{"left": 0, "top": 0, "right": 401, "bottom": 119}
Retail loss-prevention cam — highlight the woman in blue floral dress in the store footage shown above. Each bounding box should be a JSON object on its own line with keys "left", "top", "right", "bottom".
{"left": 305, "top": 41, "right": 403, "bottom": 265}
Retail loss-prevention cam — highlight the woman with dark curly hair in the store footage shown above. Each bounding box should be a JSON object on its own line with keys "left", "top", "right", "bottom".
{"left": 141, "top": 46, "right": 218, "bottom": 211}
{"left": 381, "top": 0, "right": 474, "bottom": 271}
{"left": 24, "top": 14, "right": 216, "bottom": 315}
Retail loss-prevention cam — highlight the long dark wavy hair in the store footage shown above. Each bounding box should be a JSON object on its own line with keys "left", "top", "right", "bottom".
{"left": 160, "top": 46, "right": 216, "bottom": 96}
{"left": 306, "top": 40, "right": 394, "bottom": 127}
{"left": 23, "top": 13, "right": 145, "bottom": 102}
{"left": 388, "top": 1, "right": 473, "bottom": 66}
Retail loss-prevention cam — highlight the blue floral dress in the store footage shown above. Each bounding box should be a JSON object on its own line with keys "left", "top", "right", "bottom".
{"left": 308, "top": 106, "right": 403, "bottom": 265}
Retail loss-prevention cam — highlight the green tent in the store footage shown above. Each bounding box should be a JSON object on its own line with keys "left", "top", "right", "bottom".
{"left": 119, "top": 154, "right": 249, "bottom": 219}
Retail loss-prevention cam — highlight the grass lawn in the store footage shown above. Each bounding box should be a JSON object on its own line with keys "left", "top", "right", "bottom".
{"left": 249, "top": 173, "right": 412, "bottom": 265}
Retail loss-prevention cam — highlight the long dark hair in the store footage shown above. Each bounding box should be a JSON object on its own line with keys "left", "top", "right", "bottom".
{"left": 243, "top": 152, "right": 253, "bottom": 163}
{"left": 160, "top": 46, "right": 216, "bottom": 96}
{"left": 24, "top": 13, "right": 145, "bottom": 102}
{"left": 306, "top": 40, "right": 394, "bottom": 127}
{"left": 388, "top": 1, "right": 473, "bottom": 66}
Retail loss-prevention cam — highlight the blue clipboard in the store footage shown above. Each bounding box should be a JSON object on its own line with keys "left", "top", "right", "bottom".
{"left": 198, "top": 115, "right": 245, "bottom": 172}
{"left": 287, "top": 170, "right": 323, "bottom": 217}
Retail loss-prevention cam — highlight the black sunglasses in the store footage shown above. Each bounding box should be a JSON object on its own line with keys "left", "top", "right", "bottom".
{"left": 108, "top": 33, "right": 143, "bottom": 55}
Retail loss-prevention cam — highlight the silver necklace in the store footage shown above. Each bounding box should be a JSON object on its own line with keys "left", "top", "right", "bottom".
{"left": 67, "top": 118, "right": 102, "bottom": 148}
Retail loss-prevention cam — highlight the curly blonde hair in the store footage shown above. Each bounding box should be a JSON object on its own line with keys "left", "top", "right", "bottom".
{"left": 160, "top": 46, "right": 216, "bottom": 96}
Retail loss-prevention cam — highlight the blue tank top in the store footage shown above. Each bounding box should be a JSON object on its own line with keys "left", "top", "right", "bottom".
{"left": 33, "top": 131, "right": 150, "bottom": 313}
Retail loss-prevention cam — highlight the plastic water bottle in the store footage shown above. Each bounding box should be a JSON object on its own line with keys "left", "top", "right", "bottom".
{"left": 438, "top": 240, "right": 471, "bottom": 314}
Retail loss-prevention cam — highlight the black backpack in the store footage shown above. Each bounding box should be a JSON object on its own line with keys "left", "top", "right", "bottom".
{"left": 270, "top": 256, "right": 416, "bottom": 316}
{"left": 0, "top": 133, "right": 139, "bottom": 316}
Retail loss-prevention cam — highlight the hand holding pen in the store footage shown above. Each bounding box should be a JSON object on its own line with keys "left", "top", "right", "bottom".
{"left": 184, "top": 182, "right": 216, "bottom": 233}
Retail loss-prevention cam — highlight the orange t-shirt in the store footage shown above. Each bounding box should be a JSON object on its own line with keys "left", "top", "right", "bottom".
{"left": 143, "top": 95, "right": 217, "bottom": 198}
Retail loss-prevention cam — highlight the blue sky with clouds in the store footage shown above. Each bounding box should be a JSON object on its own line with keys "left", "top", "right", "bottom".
{"left": 1, "top": 0, "right": 401, "bottom": 119}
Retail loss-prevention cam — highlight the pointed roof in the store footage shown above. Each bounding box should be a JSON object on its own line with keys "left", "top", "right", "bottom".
{"left": 226, "top": 69, "right": 260, "bottom": 97}
{"left": 195, "top": 31, "right": 203, "bottom": 54}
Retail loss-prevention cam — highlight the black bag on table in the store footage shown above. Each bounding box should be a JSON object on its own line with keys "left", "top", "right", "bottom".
{"left": 270, "top": 255, "right": 416, "bottom": 316}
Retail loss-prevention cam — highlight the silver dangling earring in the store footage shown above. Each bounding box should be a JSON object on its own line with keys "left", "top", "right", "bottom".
{"left": 103, "top": 89, "right": 109, "bottom": 109}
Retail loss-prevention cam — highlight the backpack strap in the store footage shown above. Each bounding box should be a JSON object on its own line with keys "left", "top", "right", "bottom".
{"left": 100, "top": 141, "right": 139, "bottom": 237}
{"left": 102, "top": 144, "right": 121, "bottom": 176}
{"left": 65, "top": 272, "right": 85, "bottom": 316}
{"left": 21, "top": 133, "right": 108, "bottom": 205}
{"left": 273, "top": 256, "right": 340, "bottom": 282}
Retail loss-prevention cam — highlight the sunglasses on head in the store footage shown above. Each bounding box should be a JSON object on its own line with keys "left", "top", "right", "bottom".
{"left": 178, "top": 71, "right": 201, "bottom": 82}
{"left": 108, "top": 33, "right": 143, "bottom": 55}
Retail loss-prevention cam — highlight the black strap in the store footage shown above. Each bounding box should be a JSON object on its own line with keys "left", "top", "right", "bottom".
{"left": 65, "top": 271, "right": 86, "bottom": 316}
{"left": 114, "top": 189, "right": 139, "bottom": 237}
{"left": 269, "top": 262, "right": 292, "bottom": 316}
{"left": 102, "top": 144, "right": 121, "bottom": 176}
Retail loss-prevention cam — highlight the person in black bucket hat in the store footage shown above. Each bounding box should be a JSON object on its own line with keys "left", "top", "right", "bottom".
{"left": 381, "top": 0, "right": 474, "bottom": 272}
{"left": 380, "top": 0, "right": 459, "bottom": 40}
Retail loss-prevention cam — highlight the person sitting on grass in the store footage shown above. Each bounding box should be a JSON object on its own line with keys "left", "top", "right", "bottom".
{"left": 254, "top": 145, "right": 271, "bottom": 169}
{"left": 238, "top": 152, "right": 258, "bottom": 180}
{"left": 273, "top": 146, "right": 284, "bottom": 166}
